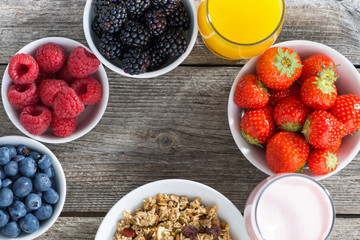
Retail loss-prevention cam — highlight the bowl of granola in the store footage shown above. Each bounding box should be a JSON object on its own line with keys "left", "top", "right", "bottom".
{"left": 95, "top": 179, "right": 249, "bottom": 240}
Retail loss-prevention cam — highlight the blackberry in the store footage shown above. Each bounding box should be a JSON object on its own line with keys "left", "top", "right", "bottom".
{"left": 156, "top": 29, "right": 188, "bottom": 57}
{"left": 98, "top": 33, "right": 125, "bottom": 60}
{"left": 121, "top": 48, "right": 151, "bottom": 75}
{"left": 146, "top": 46, "right": 168, "bottom": 71}
{"left": 167, "top": 2, "right": 191, "bottom": 30}
{"left": 98, "top": 2, "right": 128, "bottom": 34}
{"left": 145, "top": 8, "right": 167, "bottom": 37}
{"left": 93, "top": 0, "right": 121, "bottom": 14}
{"left": 91, "top": 16, "right": 103, "bottom": 37}
{"left": 119, "top": 20, "right": 151, "bottom": 48}
{"left": 152, "top": 0, "right": 181, "bottom": 15}
{"left": 124, "top": 0, "right": 151, "bottom": 18}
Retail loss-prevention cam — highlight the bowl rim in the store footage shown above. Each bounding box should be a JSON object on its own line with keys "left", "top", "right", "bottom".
{"left": 1, "top": 37, "right": 109, "bottom": 144}
{"left": 0, "top": 135, "right": 66, "bottom": 240}
{"left": 83, "top": 0, "right": 199, "bottom": 78}
{"left": 228, "top": 40, "right": 360, "bottom": 181}
{"left": 95, "top": 179, "right": 250, "bottom": 240}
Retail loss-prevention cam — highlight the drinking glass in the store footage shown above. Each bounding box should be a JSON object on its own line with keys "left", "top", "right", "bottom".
{"left": 197, "top": 0, "right": 285, "bottom": 60}
{"left": 244, "top": 174, "right": 335, "bottom": 240}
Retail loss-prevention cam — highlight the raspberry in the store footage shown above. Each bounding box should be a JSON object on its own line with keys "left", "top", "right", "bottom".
{"left": 71, "top": 77, "right": 102, "bottom": 105}
{"left": 56, "top": 61, "right": 76, "bottom": 85}
{"left": 20, "top": 105, "right": 51, "bottom": 135}
{"left": 8, "top": 53, "right": 39, "bottom": 84}
{"left": 39, "top": 79, "right": 68, "bottom": 107}
{"left": 35, "top": 43, "right": 66, "bottom": 73}
{"left": 35, "top": 70, "right": 57, "bottom": 87}
{"left": 67, "top": 47, "right": 100, "bottom": 78}
{"left": 53, "top": 87, "right": 85, "bottom": 118}
{"left": 7, "top": 83, "right": 39, "bottom": 111}
{"left": 50, "top": 112, "right": 78, "bottom": 137}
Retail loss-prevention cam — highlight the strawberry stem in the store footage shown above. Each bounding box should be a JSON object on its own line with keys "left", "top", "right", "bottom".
{"left": 274, "top": 47, "right": 303, "bottom": 78}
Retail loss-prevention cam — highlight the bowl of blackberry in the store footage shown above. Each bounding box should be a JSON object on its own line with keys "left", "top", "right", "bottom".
{"left": 83, "top": 0, "right": 198, "bottom": 78}
{"left": 0, "top": 136, "right": 66, "bottom": 239}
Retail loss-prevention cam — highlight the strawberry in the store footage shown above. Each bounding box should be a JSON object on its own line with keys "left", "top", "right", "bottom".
{"left": 256, "top": 47, "right": 303, "bottom": 90}
{"left": 266, "top": 131, "right": 309, "bottom": 173}
{"left": 308, "top": 149, "right": 339, "bottom": 175}
{"left": 233, "top": 74, "right": 269, "bottom": 108}
{"left": 302, "top": 110, "right": 346, "bottom": 149}
{"left": 273, "top": 96, "right": 311, "bottom": 132}
{"left": 240, "top": 106, "right": 276, "bottom": 147}
{"left": 300, "top": 72, "right": 337, "bottom": 110}
{"left": 329, "top": 94, "right": 360, "bottom": 134}
{"left": 299, "top": 54, "right": 337, "bottom": 84}
{"left": 267, "top": 81, "right": 301, "bottom": 107}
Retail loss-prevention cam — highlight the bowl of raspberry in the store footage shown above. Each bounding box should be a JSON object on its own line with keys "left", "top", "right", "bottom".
{"left": 83, "top": 0, "right": 198, "bottom": 78}
{"left": 0, "top": 135, "right": 66, "bottom": 239}
{"left": 2, "top": 37, "right": 109, "bottom": 144}
{"left": 228, "top": 40, "right": 360, "bottom": 180}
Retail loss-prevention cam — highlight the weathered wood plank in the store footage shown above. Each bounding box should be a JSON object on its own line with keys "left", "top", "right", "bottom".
{"left": 0, "top": 65, "right": 360, "bottom": 215}
{"left": 34, "top": 217, "right": 360, "bottom": 240}
{"left": 0, "top": 0, "right": 359, "bottom": 65}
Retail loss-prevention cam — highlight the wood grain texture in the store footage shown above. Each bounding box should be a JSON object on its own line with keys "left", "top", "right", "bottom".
{"left": 1, "top": 65, "right": 360, "bottom": 215}
{"left": 0, "top": 0, "right": 360, "bottom": 65}
{"left": 34, "top": 217, "right": 360, "bottom": 240}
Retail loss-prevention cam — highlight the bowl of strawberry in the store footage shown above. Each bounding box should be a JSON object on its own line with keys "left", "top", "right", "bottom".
{"left": 228, "top": 40, "right": 360, "bottom": 180}
{"left": 2, "top": 37, "right": 109, "bottom": 144}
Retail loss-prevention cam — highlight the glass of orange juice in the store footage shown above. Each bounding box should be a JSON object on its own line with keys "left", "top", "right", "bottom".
{"left": 198, "top": 0, "right": 285, "bottom": 60}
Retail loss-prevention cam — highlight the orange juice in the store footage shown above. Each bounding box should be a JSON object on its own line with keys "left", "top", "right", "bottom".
{"left": 198, "top": 0, "right": 285, "bottom": 60}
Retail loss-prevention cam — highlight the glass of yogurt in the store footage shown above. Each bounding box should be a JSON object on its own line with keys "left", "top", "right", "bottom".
{"left": 244, "top": 173, "right": 335, "bottom": 240}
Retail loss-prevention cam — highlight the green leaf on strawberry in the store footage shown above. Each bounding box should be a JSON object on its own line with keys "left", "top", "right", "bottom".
{"left": 241, "top": 130, "right": 263, "bottom": 148}
{"left": 274, "top": 47, "right": 303, "bottom": 78}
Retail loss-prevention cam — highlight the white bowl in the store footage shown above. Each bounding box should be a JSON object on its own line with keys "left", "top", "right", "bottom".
{"left": 95, "top": 179, "right": 250, "bottom": 240}
{"left": 0, "top": 135, "right": 66, "bottom": 240}
{"left": 1, "top": 37, "right": 109, "bottom": 144}
{"left": 228, "top": 40, "right": 360, "bottom": 181}
{"left": 83, "top": 0, "right": 198, "bottom": 78}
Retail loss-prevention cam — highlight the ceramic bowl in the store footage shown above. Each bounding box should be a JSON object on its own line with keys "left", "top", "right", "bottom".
{"left": 228, "top": 40, "right": 360, "bottom": 180}
{"left": 95, "top": 179, "right": 250, "bottom": 240}
{"left": 0, "top": 135, "right": 66, "bottom": 239}
{"left": 1, "top": 37, "right": 109, "bottom": 144}
{"left": 83, "top": 0, "right": 198, "bottom": 78}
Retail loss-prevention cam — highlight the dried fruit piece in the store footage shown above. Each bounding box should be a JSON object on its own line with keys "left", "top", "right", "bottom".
{"left": 121, "top": 228, "right": 136, "bottom": 238}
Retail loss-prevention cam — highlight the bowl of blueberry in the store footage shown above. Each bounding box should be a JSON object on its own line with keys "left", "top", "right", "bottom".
{"left": 83, "top": 0, "right": 198, "bottom": 78}
{"left": 0, "top": 135, "right": 66, "bottom": 239}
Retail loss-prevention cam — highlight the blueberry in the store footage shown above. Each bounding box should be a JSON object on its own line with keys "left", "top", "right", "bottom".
{"left": 0, "top": 167, "right": 5, "bottom": 180}
{"left": 0, "top": 188, "right": 13, "bottom": 208}
{"left": 12, "top": 155, "right": 25, "bottom": 163}
{"left": 29, "top": 151, "right": 41, "bottom": 161}
{"left": 0, "top": 147, "right": 10, "bottom": 165}
{"left": 2, "top": 179, "right": 13, "bottom": 188}
{"left": 12, "top": 177, "right": 33, "bottom": 198}
{"left": 38, "top": 155, "right": 52, "bottom": 170}
{"left": 25, "top": 193, "right": 42, "bottom": 211}
{"left": 0, "top": 221, "right": 21, "bottom": 237}
{"left": 4, "top": 161, "right": 18, "bottom": 177}
{"left": 3, "top": 145, "right": 16, "bottom": 158}
{"left": 33, "top": 173, "right": 51, "bottom": 192}
{"left": 19, "top": 213, "right": 40, "bottom": 234}
{"left": 44, "top": 188, "right": 59, "bottom": 204}
{"left": 8, "top": 201, "right": 27, "bottom": 218}
{"left": 34, "top": 203, "right": 53, "bottom": 221}
{"left": 50, "top": 178, "right": 56, "bottom": 189}
{"left": 43, "top": 166, "right": 55, "bottom": 178}
{"left": 19, "top": 157, "right": 37, "bottom": 177}
{"left": 16, "top": 145, "right": 30, "bottom": 156}
{"left": 0, "top": 210, "right": 9, "bottom": 228}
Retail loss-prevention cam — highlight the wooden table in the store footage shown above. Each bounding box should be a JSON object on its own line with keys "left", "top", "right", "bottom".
{"left": 1, "top": 0, "right": 360, "bottom": 239}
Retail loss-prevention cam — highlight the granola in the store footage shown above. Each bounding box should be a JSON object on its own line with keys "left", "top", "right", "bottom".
{"left": 113, "top": 193, "right": 232, "bottom": 240}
